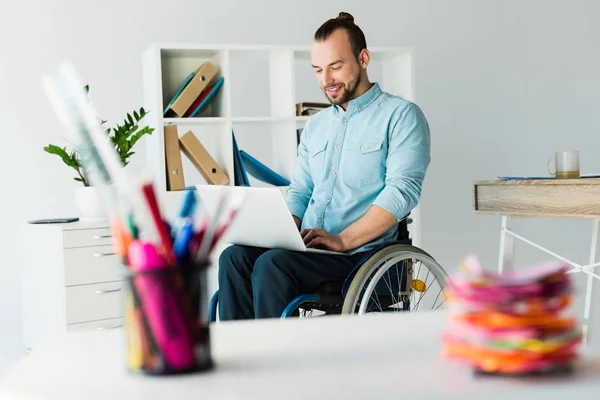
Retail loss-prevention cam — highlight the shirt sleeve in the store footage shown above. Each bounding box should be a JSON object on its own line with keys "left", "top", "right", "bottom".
{"left": 373, "top": 102, "right": 431, "bottom": 222}
{"left": 285, "top": 119, "right": 314, "bottom": 220}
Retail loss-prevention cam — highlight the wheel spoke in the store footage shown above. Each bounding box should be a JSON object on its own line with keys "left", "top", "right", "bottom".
{"left": 362, "top": 272, "right": 384, "bottom": 313}
{"left": 395, "top": 262, "right": 403, "bottom": 302}
{"left": 414, "top": 269, "right": 431, "bottom": 311}
{"left": 371, "top": 288, "right": 384, "bottom": 312}
{"left": 431, "top": 287, "right": 444, "bottom": 310}
{"left": 381, "top": 270, "right": 399, "bottom": 309}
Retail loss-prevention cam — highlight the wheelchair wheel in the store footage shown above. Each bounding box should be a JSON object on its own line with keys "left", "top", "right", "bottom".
{"left": 341, "top": 244, "right": 448, "bottom": 315}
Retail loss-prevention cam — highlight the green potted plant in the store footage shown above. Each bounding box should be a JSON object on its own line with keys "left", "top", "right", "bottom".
{"left": 44, "top": 85, "right": 154, "bottom": 219}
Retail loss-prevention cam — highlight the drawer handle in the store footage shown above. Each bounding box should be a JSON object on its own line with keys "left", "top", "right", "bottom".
{"left": 95, "top": 288, "right": 122, "bottom": 295}
{"left": 96, "top": 324, "right": 123, "bottom": 331}
{"left": 93, "top": 252, "right": 116, "bottom": 257}
{"left": 93, "top": 234, "right": 112, "bottom": 239}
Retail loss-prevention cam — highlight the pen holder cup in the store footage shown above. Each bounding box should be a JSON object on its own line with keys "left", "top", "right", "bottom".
{"left": 122, "top": 262, "right": 213, "bottom": 375}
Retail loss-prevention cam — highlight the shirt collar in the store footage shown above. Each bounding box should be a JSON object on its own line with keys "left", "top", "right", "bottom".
{"left": 334, "top": 82, "right": 382, "bottom": 115}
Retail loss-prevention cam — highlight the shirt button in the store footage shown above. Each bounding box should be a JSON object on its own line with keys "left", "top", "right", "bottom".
{"left": 360, "top": 146, "right": 365, "bottom": 151}
{"left": 343, "top": 118, "right": 347, "bottom": 123}
{"left": 358, "top": 106, "right": 362, "bottom": 111}
{"left": 332, "top": 171, "right": 337, "bottom": 176}
{"left": 326, "top": 196, "right": 331, "bottom": 200}
{"left": 318, "top": 218, "right": 323, "bottom": 223}
{"left": 336, "top": 144, "right": 341, "bottom": 149}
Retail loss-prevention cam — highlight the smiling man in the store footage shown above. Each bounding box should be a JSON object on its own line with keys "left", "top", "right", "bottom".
{"left": 217, "top": 12, "right": 431, "bottom": 320}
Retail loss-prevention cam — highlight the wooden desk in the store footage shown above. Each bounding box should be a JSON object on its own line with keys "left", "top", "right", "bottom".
{"left": 474, "top": 178, "right": 600, "bottom": 219}
{"left": 1, "top": 311, "right": 600, "bottom": 400}
{"left": 473, "top": 178, "right": 600, "bottom": 343}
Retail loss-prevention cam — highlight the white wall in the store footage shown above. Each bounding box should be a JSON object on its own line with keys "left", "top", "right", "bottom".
{"left": 2, "top": 0, "right": 600, "bottom": 374}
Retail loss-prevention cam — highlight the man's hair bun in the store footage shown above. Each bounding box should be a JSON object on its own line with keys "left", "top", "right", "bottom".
{"left": 337, "top": 12, "right": 354, "bottom": 23}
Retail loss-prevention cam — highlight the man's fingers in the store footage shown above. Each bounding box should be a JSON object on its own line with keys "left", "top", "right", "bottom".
{"left": 303, "top": 229, "right": 317, "bottom": 244}
{"left": 301, "top": 227, "right": 320, "bottom": 238}
{"left": 303, "top": 228, "right": 325, "bottom": 245}
{"left": 306, "top": 236, "right": 327, "bottom": 249}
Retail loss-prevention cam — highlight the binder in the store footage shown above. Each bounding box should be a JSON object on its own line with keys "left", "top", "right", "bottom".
{"left": 163, "top": 72, "right": 194, "bottom": 116}
{"left": 239, "top": 150, "right": 290, "bottom": 186}
{"left": 163, "top": 125, "right": 185, "bottom": 191}
{"left": 187, "top": 77, "right": 224, "bottom": 118}
{"left": 179, "top": 130, "right": 230, "bottom": 185}
{"left": 232, "top": 130, "right": 250, "bottom": 186}
{"left": 165, "top": 62, "right": 219, "bottom": 117}
{"left": 183, "top": 85, "right": 212, "bottom": 118}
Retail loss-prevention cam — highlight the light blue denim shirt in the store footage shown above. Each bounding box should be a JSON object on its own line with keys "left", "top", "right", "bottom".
{"left": 285, "top": 82, "right": 431, "bottom": 255}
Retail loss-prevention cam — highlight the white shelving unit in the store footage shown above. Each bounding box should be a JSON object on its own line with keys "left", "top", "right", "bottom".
{"left": 141, "top": 43, "right": 421, "bottom": 248}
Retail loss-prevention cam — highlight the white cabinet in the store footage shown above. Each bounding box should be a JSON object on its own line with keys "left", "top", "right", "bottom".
{"left": 19, "top": 220, "right": 124, "bottom": 353}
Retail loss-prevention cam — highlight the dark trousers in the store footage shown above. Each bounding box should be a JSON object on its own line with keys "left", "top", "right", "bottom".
{"left": 217, "top": 245, "right": 364, "bottom": 320}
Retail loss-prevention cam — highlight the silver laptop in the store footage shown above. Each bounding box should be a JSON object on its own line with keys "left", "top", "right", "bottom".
{"left": 194, "top": 185, "right": 346, "bottom": 256}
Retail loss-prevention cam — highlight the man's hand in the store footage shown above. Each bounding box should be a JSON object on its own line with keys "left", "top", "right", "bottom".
{"left": 301, "top": 227, "right": 347, "bottom": 252}
{"left": 293, "top": 216, "right": 302, "bottom": 231}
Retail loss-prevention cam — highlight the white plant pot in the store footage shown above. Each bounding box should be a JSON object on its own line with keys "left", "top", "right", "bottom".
{"left": 74, "top": 186, "right": 108, "bottom": 220}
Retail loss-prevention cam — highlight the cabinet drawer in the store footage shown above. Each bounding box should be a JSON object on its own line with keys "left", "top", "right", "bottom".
{"left": 67, "top": 317, "right": 124, "bottom": 332}
{"left": 64, "top": 245, "right": 122, "bottom": 286}
{"left": 65, "top": 282, "right": 124, "bottom": 324}
{"left": 63, "top": 228, "right": 112, "bottom": 249}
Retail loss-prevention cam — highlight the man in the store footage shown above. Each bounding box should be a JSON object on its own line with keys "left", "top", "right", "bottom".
{"left": 217, "top": 11, "right": 431, "bottom": 320}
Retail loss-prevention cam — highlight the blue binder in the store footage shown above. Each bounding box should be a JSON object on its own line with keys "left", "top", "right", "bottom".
{"left": 239, "top": 150, "right": 290, "bottom": 187}
{"left": 232, "top": 131, "right": 250, "bottom": 186}
{"left": 163, "top": 72, "right": 194, "bottom": 116}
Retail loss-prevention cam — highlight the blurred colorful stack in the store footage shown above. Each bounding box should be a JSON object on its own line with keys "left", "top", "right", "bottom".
{"left": 442, "top": 255, "right": 583, "bottom": 375}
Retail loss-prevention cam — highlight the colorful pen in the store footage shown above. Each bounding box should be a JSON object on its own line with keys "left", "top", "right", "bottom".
{"left": 173, "top": 218, "right": 195, "bottom": 263}
{"left": 127, "top": 213, "right": 139, "bottom": 240}
{"left": 141, "top": 181, "right": 176, "bottom": 266}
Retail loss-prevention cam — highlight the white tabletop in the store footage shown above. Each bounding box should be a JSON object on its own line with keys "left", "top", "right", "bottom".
{"left": 1, "top": 311, "right": 599, "bottom": 400}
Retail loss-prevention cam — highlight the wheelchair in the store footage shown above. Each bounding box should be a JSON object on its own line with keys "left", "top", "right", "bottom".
{"left": 208, "top": 216, "right": 448, "bottom": 321}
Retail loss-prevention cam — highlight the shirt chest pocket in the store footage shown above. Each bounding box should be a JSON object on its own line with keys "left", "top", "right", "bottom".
{"left": 342, "top": 139, "right": 385, "bottom": 187}
{"left": 308, "top": 140, "right": 328, "bottom": 184}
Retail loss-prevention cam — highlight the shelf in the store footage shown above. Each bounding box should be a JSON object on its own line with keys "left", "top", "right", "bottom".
{"left": 160, "top": 48, "right": 229, "bottom": 119}
{"left": 231, "top": 116, "right": 316, "bottom": 123}
{"left": 163, "top": 117, "right": 303, "bottom": 125}
{"left": 228, "top": 49, "right": 294, "bottom": 118}
{"left": 232, "top": 117, "right": 294, "bottom": 124}
{"left": 160, "top": 48, "right": 225, "bottom": 59}
{"left": 163, "top": 117, "right": 229, "bottom": 125}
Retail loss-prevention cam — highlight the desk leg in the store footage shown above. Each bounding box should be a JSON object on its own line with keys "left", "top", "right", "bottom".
{"left": 583, "top": 220, "right": 600, "bottom": 345}
{"left": 497, "top": 216, "right": 513, "bottom": 274}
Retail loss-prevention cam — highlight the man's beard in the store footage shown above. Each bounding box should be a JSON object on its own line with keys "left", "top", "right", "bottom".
{"left": 322, "top": 73, "right": 361, "bottom": 106}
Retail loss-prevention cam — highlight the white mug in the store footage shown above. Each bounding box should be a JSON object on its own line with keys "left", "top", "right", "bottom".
{"left": 547, "top": 150, "right": 580, "bottom": 179}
